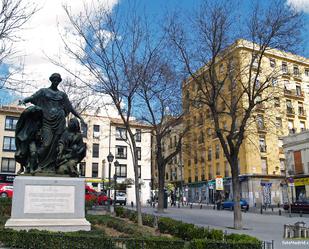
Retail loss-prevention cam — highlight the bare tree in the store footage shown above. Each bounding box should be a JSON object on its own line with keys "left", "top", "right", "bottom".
{"left": 59, "top": 2, "right": 167, "bottom": 226}
{"left": 0, "top": 0, "right": 37, "bottom": 90}
{"left": 167, "top": 0, "right": 303, "bottom": 229}
{"left": 137, "top": 57, "right": 187, "bottom": 212}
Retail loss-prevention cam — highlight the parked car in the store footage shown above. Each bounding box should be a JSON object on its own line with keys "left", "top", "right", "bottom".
{"left": 115, "top": 192, "right": 127, "bottom": 205}
{"left": 283, "top": 200, "right": 309, "bottom": 214}
{"left": 221, "top": 199, "right": 249, "bottom": 211}
{"left": 0, "top": 184, "right": 13, "bottom": 198}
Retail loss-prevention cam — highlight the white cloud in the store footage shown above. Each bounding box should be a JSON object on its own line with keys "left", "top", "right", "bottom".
{"left": 5, "top": 0, "right": 119, "bottom": 117}
{"left": 287, "top": 0, "right": 309, "bottom": 13}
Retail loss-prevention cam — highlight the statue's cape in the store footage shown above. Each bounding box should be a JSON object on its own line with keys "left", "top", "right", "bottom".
{"left": 15, "top": 106, "right": 43, "bottom": 165}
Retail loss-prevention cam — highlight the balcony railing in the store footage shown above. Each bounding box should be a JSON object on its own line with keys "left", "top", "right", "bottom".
{"left": 284, "top": 89, "right": 304, "bottom": 99}
{"left": 259, "top": 145, "right": 267, "bottom": 152}
{"left": 298, "top": 109, "right": 306, "bottom": 117}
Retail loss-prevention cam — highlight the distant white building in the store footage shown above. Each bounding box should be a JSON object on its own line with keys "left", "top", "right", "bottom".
{"left": 0, "top": 104, "right": 152, "bottom": 205}
{"left": 80, "top": 114, "right": 152, "bottom": 205}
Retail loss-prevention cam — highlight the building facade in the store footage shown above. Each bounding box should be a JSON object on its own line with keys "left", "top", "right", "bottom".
{"left": 182, "top": 40, "right": 309, "bottom": 206}
{"left": 283, "top": 130, "right": 309, "bottom": 202}
{"left": 0, "top": 105, "right": 152, "bottom": 205}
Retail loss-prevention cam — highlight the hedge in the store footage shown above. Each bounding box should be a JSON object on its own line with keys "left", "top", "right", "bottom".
{"left": 188, "top": 239, "right": 262, "bottom": 249}
{"left": 114, "top": 207, "right": 259, "bottom": 243}
{"left": 0, "top": 229, "right": 115, "bottom": 249}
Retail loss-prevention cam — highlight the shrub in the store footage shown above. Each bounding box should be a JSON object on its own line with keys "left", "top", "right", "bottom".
{"left": 188, "top": 239, "right": 262, "bottom": 249}
{"left": 0, "top": 198, "right": 12, "bottom": 217}
{"left": 0, "top": 229, "right": 115, "bottom": 249}
{"left": 124, "top": 237, "right": 185, "bottom": 249}
{"left": 142, "top": 213, "right": 155, "bottom": 227}
{"left": 225, "top": 233, "right": 260, "bottom": 243}
{"left": 115, "top": 206, "right": 125, "bottom": 217}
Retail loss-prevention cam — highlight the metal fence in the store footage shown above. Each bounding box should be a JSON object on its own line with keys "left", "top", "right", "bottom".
{"left": 262, "top": 240, "right": 274, "bottom": 249}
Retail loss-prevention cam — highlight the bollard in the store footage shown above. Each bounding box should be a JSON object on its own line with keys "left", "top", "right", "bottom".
{"left": 260, "top": 205, "right": 263, "bottom": 214}
{"left": 300, "top": 211, "right": 303, "bottom": 217}
{"left": 131, "top": 201, "right": 134, "bottom": 208}
{"left": 190, "top": 203, "right": 193, "bottom": 209}
{"left": 213, "top": 205, "right": 216, "bottom": 210}
{"left": 279, "top": 209, "right": 281, "bottom": 216}
{"left": 271, "top": 207, "right": 274, "bottom": 212}
{"left": 200, "top": 204, "right": 202, "bottom": 209}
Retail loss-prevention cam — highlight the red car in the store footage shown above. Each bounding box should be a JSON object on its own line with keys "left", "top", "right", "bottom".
{"left": 0, "top": 184, "right": 13, "bottom": 198}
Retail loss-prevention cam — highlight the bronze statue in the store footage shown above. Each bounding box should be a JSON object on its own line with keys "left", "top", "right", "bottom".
{"left": 16, "top": 73, "right": 86, "bottom": 176}
{"left": 57, "top": 118, "right": 86, "bottom": 177}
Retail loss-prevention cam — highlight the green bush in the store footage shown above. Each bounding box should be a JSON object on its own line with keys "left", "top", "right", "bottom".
{"left": 225, "top": 233, "right": 260, "bottom": 243}
{"left": 124, "top": 237, "right": 185, "bottom": 249}
{"left": 142, "top": 213, "right": 155, "bottom": 227}
{"left": 0, "top": 198, "right": 12, "bottom": 217}
{"left": 0, "top": 229, "right": 115, "bottom": 249}
{"left": 115, "top": 206, "right": 125, "bottom": 217}
{"left": 188, "top": 239, "right": 262, "bottom": 249}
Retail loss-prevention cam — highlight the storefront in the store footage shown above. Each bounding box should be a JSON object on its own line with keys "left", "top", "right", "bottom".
{"left": 294, "top": 176, "right": 309, "bottom": 201}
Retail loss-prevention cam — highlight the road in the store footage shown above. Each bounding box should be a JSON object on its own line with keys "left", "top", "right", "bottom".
{"left": 137, "top": 205, "right": 309, "bottom": 249}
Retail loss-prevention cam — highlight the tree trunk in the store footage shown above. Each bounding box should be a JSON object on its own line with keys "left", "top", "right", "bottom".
{"left": 157, "top": 162, "right": 165, "bottom": 213}
{"left": 134, "top": 155, "right": 142, "bottom": 226}
{"left": 231, "top": 156, "right": 242, "bottom": 229}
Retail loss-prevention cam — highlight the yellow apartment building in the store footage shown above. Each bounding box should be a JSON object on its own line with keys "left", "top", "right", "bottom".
{"left": 182, "top": 40, "right": 309, "bottom": 206}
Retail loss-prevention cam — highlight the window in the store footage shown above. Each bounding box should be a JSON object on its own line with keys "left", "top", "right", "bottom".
{"left": 79, "top": 162, "right": 86, "bottom": 177}
{"left": 298, "top": 102, "right": 305, "bottom": 116}
{"left": 274, "top": 97, "right": 280, "bottom": 107}
{"left": 207, "top": 128, "right": 212, "bottom": 137}
{"left": 81, "top": 122, "right": 88, "bottom": 138}
{"left": 135, "top": 129, "right": 141, "bottom": 142}
{"left": 207, "top": 148, "right": 212, "bottom": 161}
{"left": 305, "top": 68, "right": 309, "bottom": 77}
{"left": 136, "top": 147, "right": 141, "bottom": 160}
{"left": 259, "top": 136, "right": 266, "bottom": 152}
{"left": 296, "top": 85, "right": 302, "bottom": 96}
{"left": 1, "top": 158, "right": 16, "bottom": 173}
{"left": 288, "top": 120, "right": 295, "bottom": 133}
{"left": 115, "top": 145, "right": 127, "bottom": 159}
{"left": 215, "top": 144, "right": 220, "bottom": 159}
{"left": 224, "top": 161, "right": 230, "bottom": 177}
{"left": 271, "top": 78, "right": 278, "bottom": 86}
{"left": 215, "top": 163, "right": 220, "bottom": 176}
{"left": 138, "top": 165, "right": 141, "bottom": 178}
{"left": 116, "top": 127, "right": 127, "bottom": 140}
{"left": 275, "top": 117, "right": 282, "bottom": 128}
{"left": 300, "top": 121, "right": 306, "bottom": 131}
{"left": 116, "top": 164, "right": 127, "bottom": 177}
{"left": 282, "top": 62, "right": 288, "bottom": 73}
{"left": 256, "top": 115, "right": 265, "bottom": 130}
{"left": 93, "top": 125, "right": 100, "bottom": 138}
{"left": 286, "top": 100, "right": 294, "bottom": 114}
{"left": 270, "top": 58, "right": 276, "bottom": 68}
{"left": 293, "top": 65, "right": 299, "bottom": 76}
{"left": 261, "top": 158, "right": 268, "bottom": 174}
{"left": 3, "top": 137, "right": 16, "bottom": 151}
{"left": 92, "top": 143, "right": 99, "bottom": 158}
{"left": 92, "top": 163, "right": 98, "bottom": 177}
{"left": 5, "top": 116, "right": 18, "bottom": 130}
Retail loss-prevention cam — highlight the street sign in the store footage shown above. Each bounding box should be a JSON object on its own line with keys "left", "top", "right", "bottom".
{"left": 216, "top": 176, "right": 223, "bottom": 190}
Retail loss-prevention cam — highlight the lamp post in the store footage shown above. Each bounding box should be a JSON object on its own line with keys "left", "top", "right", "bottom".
{"left": 178, "top": 163, "right": 184, "bottom": 206}
{"left": 107, "top": 152, "right": 114, "bottom": 208}
{"left": 113, "top": 160, "right": 119, "bottom": 211}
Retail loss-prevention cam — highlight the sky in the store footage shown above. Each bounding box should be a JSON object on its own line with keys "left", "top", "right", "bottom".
{"left": 0, "top": 0, "right": 308, "bottom": 106}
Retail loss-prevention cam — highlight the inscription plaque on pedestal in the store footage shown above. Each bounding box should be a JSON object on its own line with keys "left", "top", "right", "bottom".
{"left": 24, "top": 185, "right": 75, "bottom": 214}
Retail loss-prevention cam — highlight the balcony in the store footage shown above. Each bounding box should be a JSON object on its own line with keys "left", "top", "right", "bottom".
{"left": 284, "top": 89, "right": 304, "bottom": 100}
{"left": 286, "top": 107, "right": 295, "bottom": 116}
{"left": 293, "top": 73, "right": 302, "bottom": 81}
{"left": 282, "top": 70, "right": 291, "bottom": 78}
{"left": 257, "top": 124, "right": 266, "bottom": 133}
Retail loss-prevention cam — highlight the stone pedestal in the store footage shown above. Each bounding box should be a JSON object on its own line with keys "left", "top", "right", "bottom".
{"left": 5, "top": 176, "right": 91, "bottom": 232}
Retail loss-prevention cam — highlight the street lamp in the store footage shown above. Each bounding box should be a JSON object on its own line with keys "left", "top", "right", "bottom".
{"left": 107, "top": 152, "right": 114, "bottom": 207}
{"left": 113, "top": 160, "right": 119, "bottom": 211}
